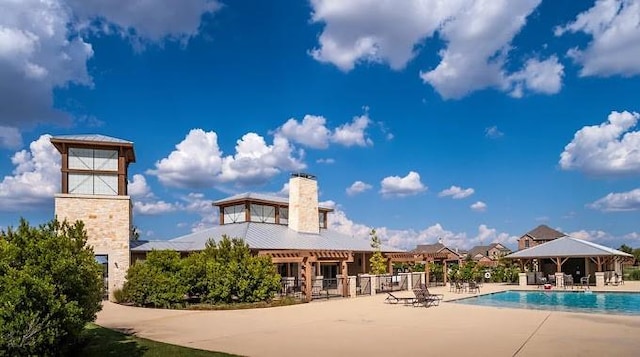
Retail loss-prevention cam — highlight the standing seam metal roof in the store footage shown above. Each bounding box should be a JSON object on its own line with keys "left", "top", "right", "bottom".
{"left": 506, "top": 236, "right": 633, "bottom": 259}
{"left": 50, "top": 134, "right": 133, "bottom": 144}
{"left": 131, "top": 222, "right": 402, "bottom": 252}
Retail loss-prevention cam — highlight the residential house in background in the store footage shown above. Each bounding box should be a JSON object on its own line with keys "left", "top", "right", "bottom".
{"left": 466, "top": 243, "right": 512, "bottom": 266}
{"left": 517, "top": 224, "right": 567, "bottom": 250}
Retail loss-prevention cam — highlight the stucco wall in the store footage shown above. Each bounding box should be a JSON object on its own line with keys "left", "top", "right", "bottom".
{"left": 54, "top": 194, "right": 131, "bottom": 301}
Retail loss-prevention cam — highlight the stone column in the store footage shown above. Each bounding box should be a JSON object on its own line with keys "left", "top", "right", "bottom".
{"left": 555, "top": 272, "right": 565, "bottom": 288}
{"left": 518, "top": 272, "right": 527, "bottom": 286}
{"left": 370, "top": 275, "right": 378, "bottom": 295}
{"left": 336, "top": 275, "right": 345, "bottom": 297}
{"left": 595, "top": 272, "right": 605, "bottom": 287}
{"left": 348, "top": 276, "right": 357, "bottom": 298}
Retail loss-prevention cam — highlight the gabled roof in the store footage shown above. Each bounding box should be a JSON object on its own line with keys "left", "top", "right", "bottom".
{"left": 467, "top": 243, "right": 511, "bottom": 259}
{"left": 522, "top": 224, "right": 566, "bottom": 241}
{"left": 414, "top": 243, "right": 461, "bottom": 257}
{"left": 50, "top": 134, "right": 133, "bottom": 144}
{"left": 414, "top": 243, "right": 446, "bottom": 254}
{"left": 131, "top": 222, "right": 402, "bottom": 253}
{"left": 506, "top": 236, "right": 633, "bottom": 259}
{"left": 213, "top": 192, "right": 334, "bottom": 210}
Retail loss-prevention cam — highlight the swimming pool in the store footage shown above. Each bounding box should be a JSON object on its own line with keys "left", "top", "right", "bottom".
{"left": 454, "top": 290, "right": 640, "bottom": 315}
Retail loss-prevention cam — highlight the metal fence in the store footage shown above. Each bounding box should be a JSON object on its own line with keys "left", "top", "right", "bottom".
{"left": 312, "top": 277, "right": 345, "bottom": 300}
{"left": 276, "top": 277, "right": 303, "bottom": 299}
{"left": 376, "top": 274, "right": 405, "bottom": 293}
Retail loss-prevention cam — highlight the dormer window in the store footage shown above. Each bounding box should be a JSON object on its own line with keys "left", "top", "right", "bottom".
{"left": 223, "top": 204, "right": 246, "bottom": 223}
{"left": 250, "top": 204, "right": 276, "bottom": 223}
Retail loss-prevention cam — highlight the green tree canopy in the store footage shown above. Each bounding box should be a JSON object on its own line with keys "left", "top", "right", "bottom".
{"left": 619, "top": 244, "right": 633, "bottom": 254}
{"left": 0, "top": 219, "right": 103, "bottom": 355}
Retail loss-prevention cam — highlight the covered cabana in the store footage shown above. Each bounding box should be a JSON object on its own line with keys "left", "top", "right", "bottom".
{"left": 506, "top": 236, "right": 633, "bottom": 287}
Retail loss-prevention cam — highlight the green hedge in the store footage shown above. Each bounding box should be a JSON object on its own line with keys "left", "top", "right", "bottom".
{"left": 122, "top": 236, "right": 281, "bottom": 307}
{"left": 0, "top": 219, "right": 103, "bottom": 355}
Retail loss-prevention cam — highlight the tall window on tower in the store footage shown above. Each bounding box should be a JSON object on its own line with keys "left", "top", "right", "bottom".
{"left": 250, "top": 204, "right": 276, "bottom": 223}
{"left": 223, "top": 204, "right": 246, "bottom": 223}
{"left": 68, "top": 148, "right": 118, "bottom": 195}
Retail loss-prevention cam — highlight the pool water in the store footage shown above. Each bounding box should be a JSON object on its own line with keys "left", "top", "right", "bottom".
{"left": 454, "top": 290, "right": 640, "bottom": 315}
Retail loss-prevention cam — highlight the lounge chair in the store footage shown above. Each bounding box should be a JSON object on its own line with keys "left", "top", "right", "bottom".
{"left": 412, "top": 288, "right": 442, "bottom": 307}
{"left": 384, "top": 292, "right": 415, "bottom": 305}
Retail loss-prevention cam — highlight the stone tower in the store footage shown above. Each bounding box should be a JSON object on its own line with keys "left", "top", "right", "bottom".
{"left": 50, "top": 134, "right": 135, "bottom": 301}
{"left": 288, "top": 173, "right": 320, "bottom": 234}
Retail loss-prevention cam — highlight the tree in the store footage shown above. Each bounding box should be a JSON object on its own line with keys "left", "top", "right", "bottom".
{"left": 619, "top": 244, "right": 633, "bottom": 254}
{"left": 0, "top": 219, "right": 103, "bottom": 355}
{"left": 369, "top": 229, "right": 387, "bottom": 275}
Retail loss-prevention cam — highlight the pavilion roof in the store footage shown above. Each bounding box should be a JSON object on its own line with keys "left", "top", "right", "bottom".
{"left": 506, "top": 236, "right": 632, "bottom": 259}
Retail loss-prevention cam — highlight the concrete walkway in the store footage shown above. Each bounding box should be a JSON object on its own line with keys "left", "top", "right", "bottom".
{"left": 96, "top": 283, "right": 640, "bottom": 357}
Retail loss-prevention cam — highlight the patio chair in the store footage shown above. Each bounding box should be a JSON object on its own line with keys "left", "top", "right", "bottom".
{"left": 613, "top": 273, "right": 623, "bottom": 286}
{"left": 454, "top": 281, "right": 466, "bottom": 293}
{"left": 563, "top": 274, "right": 574, "bottom": 289}
{"left": 467, "top": 281, "right": 480, "bottom": 294}
{"left": 547, "top": 274, "right": 556, "bottom": 286}
{"left": 449, "top": 281, "right": 457, "bottom": 293}
{"left": 580, "top": 274, "right": 591, "bottom": 289}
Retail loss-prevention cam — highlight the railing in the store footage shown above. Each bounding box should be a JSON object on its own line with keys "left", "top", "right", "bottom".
{"left": 312, "top": 278, "right": 345, "bottom": 300}
{"left": 277, "top": 277, "right": 303, "bottom": 299}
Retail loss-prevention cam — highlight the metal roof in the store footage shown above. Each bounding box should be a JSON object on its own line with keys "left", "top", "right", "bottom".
{"left": 506, "top": 236, "right": 633, "bottom": 259}
{"left": 131, "top": 222, "right": 403, "bottom": 253}
{"left": 50, "top": 134, "right": 133, "bottom": 144}
{"left": 130, "top": 240, "right": 194, "bottom": 251}
{"left": 213, "top": 192, "right": 334, "bottom": 210}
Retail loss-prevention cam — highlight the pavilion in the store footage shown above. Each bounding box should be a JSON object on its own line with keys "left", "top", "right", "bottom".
{"left": 506, "top": 235, "right": 633, "bottom": 287}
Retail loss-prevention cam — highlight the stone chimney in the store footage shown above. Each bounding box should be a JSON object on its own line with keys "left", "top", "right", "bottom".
{"left": 288, "top": 173, "right": 319, "bottom": 234}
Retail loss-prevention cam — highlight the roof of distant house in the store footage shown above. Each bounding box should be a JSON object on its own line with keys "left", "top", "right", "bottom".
{"left": 522, "top": 224, "right": 566, "bottom": 241}
{"left": 467, "top": 243, "right": 511, "bottom": 258}
{"left": 131, "top": 222, "right": 402, "bottom": 253}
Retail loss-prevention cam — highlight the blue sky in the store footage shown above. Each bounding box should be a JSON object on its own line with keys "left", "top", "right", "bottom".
{"left": 2, "top": 0, "right": 640, "bottom": 250}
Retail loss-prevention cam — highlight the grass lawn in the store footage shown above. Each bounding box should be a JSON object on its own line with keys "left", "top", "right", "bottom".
{"left": 80, "top": 323, "right": 238, "bottom": 357}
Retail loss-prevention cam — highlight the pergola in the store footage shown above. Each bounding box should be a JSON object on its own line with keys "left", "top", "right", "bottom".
{"left": 506, "top": 236, "right": 633, "bottom": 285}
{"left": 385, "top": 251, "right": 457, "bottom": 284}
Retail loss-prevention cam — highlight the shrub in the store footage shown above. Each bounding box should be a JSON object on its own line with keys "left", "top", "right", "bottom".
{"left": 112, "top": 288, "right": 128, "bottom": 304}
{"left": 0, "top": 219, "right": 103, "bottom": 356}
{"left": 628, "top": 269, "right": 640, "bottom": 281}
{"left": 196, "top": 237, "right": 281, "bottom": 304}
{"left": 122, "top": 250, "right": 188, "bottom": 308}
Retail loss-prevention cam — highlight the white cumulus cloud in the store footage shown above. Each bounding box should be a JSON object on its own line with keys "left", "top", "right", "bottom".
{"left": 309, "top": 0, "right": 563, "bottom": 99}
{"left": 0, "top": 126, "right": 22, "bottom": 149}
{"left": 332, "top": 113, "right": 373, "bottom": 147}
{"left": 380, "top": 171, "right": 426, "bottom": 197}
{"left": 128, "top": 174, "right": 152, "bottom": 198}
{"left": 0, "top": 0, "right": 93, "bottom": 129}
{"left": 133, "top": 200, "right": 177, "bottom": 215}
{"left": 471, "top": 201, "right": 487, "bottom": 212}
{"left": 556, "top": 0, "right": 640, "bottom": 77}
{"left": 148, "top": 129, "right": 305, "bottom": 189}
{"left": 560, "top": 111, "right": 640, "bottom": 176}
{"left": 439, "top": 185, "right": 475, "bottom": 199}
{"left": 588, "top": 188, "right": 640, "bottom": 211}
{"left": 485, "top": 126, "right": 504, "bottom": 139}
{"left": 0, "top": 134, "right": 59, "bottom": 211}
{"left": 68, "top": 0, "right": 221, "bottom": 43}
{"left": 277, "top": 115, "right": 332, "bottom": 149}
{"left": 346, "top": 180, "right": 372, "bottom": 196}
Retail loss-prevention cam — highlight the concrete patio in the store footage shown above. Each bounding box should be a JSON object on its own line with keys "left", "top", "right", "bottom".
{"left": 96, "top": 282, "right": 640, "bottom": 357}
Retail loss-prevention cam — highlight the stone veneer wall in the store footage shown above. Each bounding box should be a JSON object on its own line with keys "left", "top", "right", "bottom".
{"left": 288, "top": 176, "right": 319, "bottom": 234}
{"left": 54, "top": 194, "right": 131, "bottom": 301}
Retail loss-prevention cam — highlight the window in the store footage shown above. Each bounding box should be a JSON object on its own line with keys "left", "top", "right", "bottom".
{"left": 68, "top": 173, "right": 118, "bottom": 195}
{"left": 524, "top": 240, "right": 530, "bottom": 248}
{"left": 319, "top": 211, "right": 327, "bottom": 229}
{"left": 69, "top": 148, "right": 118, "bottom": 171}
{"left": 223, "top": 204, "right": 246, "bottom": 223}
{"left": 250, "top": 204, "right": 276, "bottom": 223}
{"left": 279, "top": 207, "right": 288, "bottom": 225}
